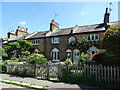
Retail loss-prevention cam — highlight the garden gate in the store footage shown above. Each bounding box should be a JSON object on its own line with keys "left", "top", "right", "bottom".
{"left": 35, "top": 64, "right": 60, "bottom": 79}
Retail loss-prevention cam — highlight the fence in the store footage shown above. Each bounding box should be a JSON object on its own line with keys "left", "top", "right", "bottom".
{"left": 6, "top": 63, "right": 120, "bottom": 85}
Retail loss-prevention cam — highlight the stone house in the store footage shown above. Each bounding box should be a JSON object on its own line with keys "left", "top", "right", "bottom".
{"left": 2, "top": 8, "right": 120, "bottom": 63}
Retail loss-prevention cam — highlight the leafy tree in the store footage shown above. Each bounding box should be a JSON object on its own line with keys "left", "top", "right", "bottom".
{"left": 5, "top": 39, "right": 33, "bottom": 58}
{"left": 0, "top": 47, "right": 5, "bottom": 56}
{"left": 102, "top": 25, "right": 120, "bottom": 61}
{"left": 22, "top": 51, "right": 30, "bottom": 56}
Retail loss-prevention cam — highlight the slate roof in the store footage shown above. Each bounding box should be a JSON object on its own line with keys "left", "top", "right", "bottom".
{"left": 3, "top": 21, "right": 120, "bottom": 44}
{"left": 25, "top": 31, "right": 49, "bottom": 39}
{"left": 46, "top": 21, "right": 120, "bottom": 37}
{"left": 8, "top": 34, "right": 28, "bottom": 42}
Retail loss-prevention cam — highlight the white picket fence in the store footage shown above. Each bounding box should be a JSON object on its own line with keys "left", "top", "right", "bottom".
{"left": 60, "top": 65, "right": 120, "bottom": 85}
{"left": 6, "top": 63, "right": 120, "bottom": 85}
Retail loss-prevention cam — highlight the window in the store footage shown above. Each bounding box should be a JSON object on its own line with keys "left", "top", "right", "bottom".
{"left": 52, "top": 37, "right": 60, "bottom": 44}
{"left": 66, "top": 49, "right": 72, "bottom": 60}
{"left": 89, "top": 46, "right": 98, "bottom": 55}
{"left": 34, "top": 49, "right": 39, "bottom": 54}
{"left": 73, "top": 49, "right": 80, "bottom": 65}
{"left": 33, "top": 40, "right": 40, "bottom": 45}
{"left": 68, "top": 37, "right": 75, "bottom": 43}
{"left": 87, "top": 34, "right": 99, "bottom": 41}
{"left": 51, "top": 48, "right": 60, "bottom": 61}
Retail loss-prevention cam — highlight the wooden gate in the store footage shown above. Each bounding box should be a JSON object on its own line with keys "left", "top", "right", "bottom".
{"left": 35, "top": 64, "right": 60, "bottom": 79}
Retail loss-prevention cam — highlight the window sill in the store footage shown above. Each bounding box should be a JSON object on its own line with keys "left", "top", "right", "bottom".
{"left": 33, "top": 44, "right": 39, "bottom": 45}
{"left": 52, "top": 60, "right": 60, "bottom": 62}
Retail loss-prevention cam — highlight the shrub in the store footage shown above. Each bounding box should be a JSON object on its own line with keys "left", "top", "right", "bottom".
{"left": 29, "top": 54, "right": 47, "bottom": 65}
{"left": 0, "top": 61, "right": 7, "bottom": 73}
{"left": 91, "top": 53, "right": 105, "bottom": 65}
{"left": 10, "top": 57, "right": 19, "bottom": 62}
{"left": 102, "top": 25, "right": 120, "bottom": 61}
{"left": 2, "top": 54, "right": 8, "bottom": 60}
{"left": 78, "top": 52, "right": 91, "bottom": 65}
{"left": 22, "top": 51, "right": 30, "bottom": 56}
{"left": 64, "top": 59, "right": 73, "bottom": 66}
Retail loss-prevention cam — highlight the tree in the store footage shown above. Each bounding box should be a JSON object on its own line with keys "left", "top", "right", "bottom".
{"left": 0, "top": 47, "right": 5, "bottom": 56}
{"left": 5, "top": 39, "right": 33, "bottom": 58}
{"left": 102, "top": 25, "right": 120, "bottom": 61}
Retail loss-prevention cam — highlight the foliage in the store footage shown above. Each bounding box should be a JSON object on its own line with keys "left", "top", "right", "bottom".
{"left": 22, "top": 51, "right": 30, "bottom": 56}
{"left": 102, "top": 25, "right": 120, "bottom": 61}
{"left": 91, "top": 53, "right": 105, "bottom": 65}
{"left": 78, "top": 51, "right": 91, "bottom": 65}
{"left": 64, "top": 59, "right": 73, "bottom": 66}
{"left": 0, "top": 47, "right": 5, "bottom": 56}
{"left": 69, "top": 41, "right": 102, "bottom": 53}
{"left": 5, "top": 39, "right": 33, "bottom": 58}
{"left": 29, "top": 54, "right": 47, "bottom": 65}
{"left": 0, "top": 61, "right": 7, "bottom": 73}
{"left": 10, "top": 57, "right": 19, "bottom": 62}
{"left": 96, "top": 49, "right": 106, "bottom": 53}
{"left": 2, "top": 54, "right": 8, "bottom": 60}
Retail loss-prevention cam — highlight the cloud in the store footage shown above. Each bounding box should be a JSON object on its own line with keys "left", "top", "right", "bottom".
{"left": 19, "top": 21, "right": 27, "bottom": 25}
{"left": 80, "top": 11, "right": 85, "bottom": 15}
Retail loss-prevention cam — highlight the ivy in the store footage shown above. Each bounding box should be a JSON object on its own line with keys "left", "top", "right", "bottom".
{"left": 68, "top": 40, "right": 102, "bottom": 53}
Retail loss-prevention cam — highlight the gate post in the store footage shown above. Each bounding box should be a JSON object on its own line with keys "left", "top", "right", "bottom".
{"left": 47, "top": 64, "right": 49, "bottom": 79}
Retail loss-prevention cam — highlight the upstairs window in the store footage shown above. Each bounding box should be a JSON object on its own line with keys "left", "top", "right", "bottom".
{"left": 87, "top": 34, "right": 99, "bottom": 41}
{"left": 68, "top": 37, "right": 76, "bottom": 43}
{"left": 52, "top": 37, "right": 60, "bottom": 44}
{"left": 33, "top": 40, "right": 40, "bottom": 45}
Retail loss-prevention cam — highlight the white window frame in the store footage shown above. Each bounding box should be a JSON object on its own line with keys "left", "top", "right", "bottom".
{"left": 88, "top": 46, "right": 98, "bottom": 55}
{"left": 87, "top": 34, "right": 99, "bottom": 41}
{"left": 68, "top": 37, "right": 76, "bottom": 44}
{"left": 34, "top": 49, "right": 39, "bottom": 54}
{"left": 51, "top": 48, "right": 60, "bottom": 61}
{"left": 33, "top": 40, "right": 40, "bottom": 45}
{"left": 52, "top": 37, "right": 60, "bottom": 44}
{"left": 73, "top": 49, "right": 80, "bottom": 65}
{"left": 66, "top": 49, "right": 72, "bottom": 60}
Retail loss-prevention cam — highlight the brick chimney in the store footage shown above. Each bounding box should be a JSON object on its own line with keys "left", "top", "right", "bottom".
{"left": 50, "top": 19, "right": 59, "bottom": 31}
{"left": 7, "top": 30, "right": 16, "bottom": 38}
{"left": 16, "top": 26, "right": 28, "bottom": 36}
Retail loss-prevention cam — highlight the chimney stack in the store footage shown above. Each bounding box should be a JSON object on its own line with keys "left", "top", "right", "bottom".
{"left": 16, "top": 26, "right": 28, "bottom": 36}
{"left": 50, "top": 19, "right": 59, "bottom": 32}
{"left": 7, "top": 30, "right": 16, "bottom": 38}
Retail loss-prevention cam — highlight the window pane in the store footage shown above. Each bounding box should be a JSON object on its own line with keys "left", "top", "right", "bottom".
{"left": 88, "top": 35, "right": 90, "bottom": 40}
{"left": 95, "top": 35, "right": 98, "bottom": 40}
{"left": 92, "top": 35, "right": 94, "bottom": 40}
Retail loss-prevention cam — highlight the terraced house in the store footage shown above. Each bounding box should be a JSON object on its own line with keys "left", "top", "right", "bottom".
{"left": 2, "top": 8, "right": 120, "bottom": 63}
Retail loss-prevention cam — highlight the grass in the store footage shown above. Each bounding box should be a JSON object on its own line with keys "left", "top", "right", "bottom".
{"left": 0, "top": 79, "right": 50, "bottom": 89}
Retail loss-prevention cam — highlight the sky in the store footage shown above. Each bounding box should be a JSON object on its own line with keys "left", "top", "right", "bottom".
{"left": 1, "top": 1, "right": 119, "bottom": 38}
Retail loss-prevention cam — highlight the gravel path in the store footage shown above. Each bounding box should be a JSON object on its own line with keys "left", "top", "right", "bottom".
{"left": 0, "top": 73, "right": 106, "bottom": 89}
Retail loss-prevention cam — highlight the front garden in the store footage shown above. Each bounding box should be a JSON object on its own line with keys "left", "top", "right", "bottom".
{"left": 0, "top": 25, "right": 120, "bottom": 89}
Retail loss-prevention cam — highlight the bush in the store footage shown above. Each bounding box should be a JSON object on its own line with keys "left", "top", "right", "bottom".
{"left": 22, "top": 51, "right": 30, "bottom": 56}
{"left": 102, "top": 25, "right": 120, "bottom": 61}
{"left": 2, "top": 54, "right": 8, "bottom": 60}
{"left": 91, "top": 52, "right": 119, "bottom": 66}
{"left": 91, "top": 53, "right": 105, "bottom": 65}
{"left": 0, "top": 61, "right": 7, "bottom": 73}
{"left": 64, "top": 59, "right": 73, "bottom": 66}
{"left": 78, "top": 52, "right": 91, "bottom": 65}
{"left": 11, "top": 57, "right": 19, "bottom": 62}
{"left": 29, "top": 54, "right": 47, "bottom": 65}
